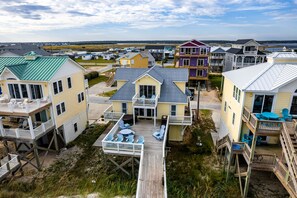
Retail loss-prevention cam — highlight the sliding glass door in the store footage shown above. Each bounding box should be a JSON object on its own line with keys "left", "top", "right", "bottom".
{"left": 139, "top": 85, "right": 156, "bottom": 98}
{"left": 252, "top": 94, "right": 274, "bottom": 113}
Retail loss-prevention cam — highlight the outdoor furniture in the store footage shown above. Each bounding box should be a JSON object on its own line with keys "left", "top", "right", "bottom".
{"left": 261, "top": 112, "right": 279, "bottom": 120}
{"left": 126, "top": 135, "right": 134, "bottom": 143}
{"left": 150, "top": 95, "right": 156, "bottom": 104}
{"left": 115, "top": 134, "right": 124, "bottom": 142}
{"left": 119, "top": 129, "right": 135, "bottom": 136}
{"left": 153, "top": 125, "right": 166, "bottom": 141}
{"left": 136, "top": 136, "right": 144, "bottom": 144}
{"left": 105, "top": 134, "right": 114, "bottom": 141}
{"left": 282, "top": 108, "right": 292, "bottom": 121}
{"left": 119, "top": 120, "right": 131, "bottom": 130}
{"left": 139, "top": 95, "right": 145, "bottom": 104}
{"left": 232, "top": 144, "right": 242, "bottom": 151}
{"left": 123, "top": 114, "right": 134, "bottom": 125}
{"left": 241, "top": 134, "right": 252, "bottom": 146}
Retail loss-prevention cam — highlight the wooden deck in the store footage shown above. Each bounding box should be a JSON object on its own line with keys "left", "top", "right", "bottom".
{"left": 0, "top": 154, "right": 21, "bottom": 181}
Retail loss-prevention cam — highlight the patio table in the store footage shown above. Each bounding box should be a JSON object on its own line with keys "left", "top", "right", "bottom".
{"left": 261, "top": 112, "right": 279, "bottom": 120}
{"left": 119, "top": 129, "right": 135, "bottom": 136}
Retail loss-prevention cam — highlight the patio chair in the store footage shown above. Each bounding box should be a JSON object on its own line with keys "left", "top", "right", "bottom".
{"left": 150, "top": 95, "right": 156, "bottom": 104}
{"left": 115, "top": 134, "right": 124, "bottom": 142}
{"left": 282, "top": 108, "right": 292, "bottom": 121}
{"left": 136, "top": 136, "right": 145, "bottom": 144}
{"left": 152, "top": 125, "right": 165, "bottom": 137}
{"left": 126, "top": 135, "right": 134, "bottom": 143}
{"left": 105, "top": 134, "right": 114, "bottom": 141}
{"left": 119, "top": 120, "right": 131, "bottom": 130}
{"left": 153, "top": 128, "right": 166, "bottom": 141}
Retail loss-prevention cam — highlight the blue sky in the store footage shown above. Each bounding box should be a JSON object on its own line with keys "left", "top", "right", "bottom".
{"left": 0, "top": 0, "right": 296, "bottom": 42}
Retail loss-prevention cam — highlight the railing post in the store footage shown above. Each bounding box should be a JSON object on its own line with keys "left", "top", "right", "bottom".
{"left": 15, "top": 128, "right": 20, "bottom": 138}
{"left": 0, "top": 118, "right": 4, "bottom": 136}
{"left": 28, "top": 116, "right": 35, "bottom": 139}
{"left": 42, "top": 123, "right": 46, "bottom": 132}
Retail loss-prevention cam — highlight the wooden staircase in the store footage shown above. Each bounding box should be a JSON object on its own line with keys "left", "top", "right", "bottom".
{"left": 105, "top": 72, "right": 115, "bottom": 87}
{"left": 216, "top": 134, "right": 232, "bottom": 151}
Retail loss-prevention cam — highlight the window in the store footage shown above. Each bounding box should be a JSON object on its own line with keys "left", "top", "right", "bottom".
{"left": 171, "top": 105, "right": 176, "bottom": 116}
{"left": 20, "top": 84, "right": 28, "bottom": 98}
{"left": 290, "top": 96, "right": 297, "bottom": 115}
{"left": 185, "top": 48, "right": 191, "bottom": 54}
{"left": 30, "top": 84, "right": 43, "bottom": 99}
{"left": 192, "top": 48, "right": 196, "bottom": 54}
{"left": 67, "top": 77, "right": 72, "bottom": 89}
{"left": 200, "top": 48, "right": 207, "bottom": 55}
{"left": 183, "top": 59, "right": 190, "bottom": 66}
{"left": 74, "top": 123, "right": 78, "bottom": 132}
{"left": 197, "top": 59, "right": 204, "bottom": 66}
{"left": 233, "top": 85, "right": 241, "bottom": 102}
{"left": 224, "top": 101, "right": 227, "bottom": 112}
{"left": 197, "top": 70, "right": 203, "bottom": 77}
{"left": 8, "top": 84, "right": 21, "bottom": 99}
{"left": 78, "top": 92, "right": 85, "bottom": 103}
{"left": 53, "top": 80, "right": 63, "bottom": 94}
{"left": 252, "top": 95, "right": 274, "bottom": 113}
{"left": 232, "top": 113, "right": 235, "bottom": 125}
{"left": 180, "top": 48, "right": 185, "bottom": 53}
{"left": 56, "top": 102, "right": 66, "bottom": 116}
{"left": 122, "top": 103, "right": 127, "bottom": 114}
{"left": 139, "top": 85, "right": 156, "bottom": 98}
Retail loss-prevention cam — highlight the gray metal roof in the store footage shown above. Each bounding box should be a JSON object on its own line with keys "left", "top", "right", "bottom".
{"left": 226, "top": 48, "right": 266, "bottom": 55}
{"left": 223, "top": 54, "right": 297, "bottom": 92}
{"left": 234, "top": 39, "right": 254, "bottom": 45}
{"left": 211, "top": 47, "right": 230, "bottom": 53}
{"left": 0, "top": 43, "right": 51, "bottom": 56}
{"left": 111, "top": 66, "right": 188, "bottom": 103}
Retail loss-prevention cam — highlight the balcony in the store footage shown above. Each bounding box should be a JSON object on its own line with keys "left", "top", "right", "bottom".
{"left": 242, "top": 107, "right": 283, "bottom": 136}
{"left": 0, "top": 119, "right": 54, "bottom": 140}
{"left": 210, "top": 56, "right": 224, "bottom": 59}
{"left": 103, "top": 105, "right": 124, "bottom": 121}
{"left": 132, "top": 94, "right": 158, "bottom": 108}
{"left": 0, "top": 98, "right": 51, "bottom": 116}
{"left": 168, "top": 109, "right": 192, "bottom": 125}
{"left": 175, "top": 52, "right": 210, "bottom": 57}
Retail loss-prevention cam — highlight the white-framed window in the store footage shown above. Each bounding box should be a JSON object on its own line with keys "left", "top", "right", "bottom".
{"left": 78, "top": 92, "right": 85, "bottom": 103}
{"left": 180, "top": 48, "right": 185, "bottom": 53}
{"left": 233, "top": 85, "right": 241, "bottom": 102}
{"left": 8, "top": 84, "right": 21, "bottom": 99}
{"left": 56, "top": 102, "right": 66, "bottom": 116}
{"left": 67, "top": 77, "right": 72, "bottom": 89}
{"left": 183, "top": 59, "right": 190, "bottom": 66}
{"left": 53, "top": 80, "right": 63, "bottom": 94}
{"left": 197, "top": 70, "right": 203, "bottom": 76}
{"left": 122, "top": 103, "right": 127, "bottom": 114}
{"left": 197, "top": 59, "right": 204, "bottom": 66}
{"left": 30, "top": 84, "right": 43, "bottom": 99}
{"left": 8, "top": 83, "right": 43, "bottom": 99}
{"left": 200, "top": 48, "right": 207, "bottom": 55}
{"left": 224, "top": 101, "right": 227, "bottom": 112}
{"left": 185, "top": 48, "right": 191, "bottom": 54}
{"left": 74, "top": 123, "right": 78, "bottom": 132}
{"left": 192, "top": 48, "right": 197, "bottom": 54}
{"left": 232, "top": 113, "right": 235, "bottom": 125}
{"left": 131, "top": 59, "right": 135, "bottom": 64}
{"left": 170, "top": 105, "right": 176, "bottom": 116}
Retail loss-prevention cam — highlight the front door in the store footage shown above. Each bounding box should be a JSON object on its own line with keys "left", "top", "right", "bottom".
{"left": 252, "top": 94, "right": 274, "bottom": 113}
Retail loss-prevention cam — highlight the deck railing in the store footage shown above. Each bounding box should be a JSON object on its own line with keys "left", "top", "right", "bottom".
{"left": 0, "top": 119, "right": 54, "bottom": 140}
{"left": 168, "top": 109, "right": 192, "bottom": 126}
{"left": 162, "top": 117, "right": 170, "bottom": 198}
{"left": 0, "top": 99, "right": 51, "bottom": 114}
{"left": 132, "top": 94, "right": 158, "bottom": 108}
{"left": 232, "top": 142, "right": 251, "bottom": 162}
{"left": 242, "top": 107, "right": 283, "bottom": 135}
{"left": 136, "top": 145, "right": 145, "bottom": 198}
{"left": 0, "top": 154, "right": 21, "bottom": 181}
{"left": 216, "top": 134, "right": 231, "bottom": 150}
{"left": 101, "top": 115, "right": 144, "bottom": 156}
{"left": 103, "top": 105, "right": 123, "bottom": 121}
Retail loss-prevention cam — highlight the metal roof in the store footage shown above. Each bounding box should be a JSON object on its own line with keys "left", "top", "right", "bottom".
{"left": 226, "top": 48, "right": 266, "bottom": 55}
{"left": 267, "top": 52, "right": 297, "bottom": 59}
{"left": 223, "top": 53, "right": 297, "bottom": 92}
{"left": 0, "top": 43, "right": 51, "bottom": 56}
{"left": 210, "top": 47, "right": 230, "bottom": 53}
{"left": 111, "top": 66, "right": 188, "bottom": 103}
{"left": 0, "top": 56, "right": 68, "bottom": 81}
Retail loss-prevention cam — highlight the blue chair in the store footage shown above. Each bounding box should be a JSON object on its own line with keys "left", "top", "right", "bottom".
{"left": 119, "top": 120, "right": 130, "bottom": 130}
{"left": 137, "top": 136, "right": 145, "bottom": 144}
{"left": 282, "top": 108, "right": 293, "bottom": 121}
{"left": 126, "top": 135, "right": 134, "bottom": 143}
{"left": 241, "top": 134, "right": 252, "bottom": 146}
{"left": 105, "top": 134, "right": 114, "bottom": 141}
{"left": 150, "top": 95, "right": 156, "bottom": 104}
{"left": 115, "top": 134, "right": 124, "bottom": 142}
{"left": 153, "top": 127, "right": 166, "bottom": 141}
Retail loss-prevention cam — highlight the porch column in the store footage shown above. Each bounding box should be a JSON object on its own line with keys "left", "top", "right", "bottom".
{"left": 241, "top": 56, "right": 244, "bottom": 68}
{"left": 262, "top": 57, "right": 265, "bottom": 63}
{"left": 133, "top": 107, "right": 135, "bottom": 125}
{"left": 254, "top": 56, "right": 257, "bottom": 65}
{"left": 0, "top": 117, "right": 4, "bottom": 136}
{"left": 28, "top": 116, "right": 35, "bottom": 139}
{"left": 49, "top": 106, "right": 55, "bottom": 126}
{"left": 154, "top": 108, "right": 156, "bottom": 127}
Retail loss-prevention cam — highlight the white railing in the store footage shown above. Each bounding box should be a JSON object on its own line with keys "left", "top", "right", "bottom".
{"left": 162, "top": 117, "right": 170, "bottom": 198}
{"left": 0, "top": 119, "right": 54, "bottom": 140}
{"left": 0, "top": 154, "right": 20, "bottom": 179}
{"left": 103, "top": 105, "right": 123, "bottom": 121}
{"left": 132, "top": 94, "right": 158, "bottom": 108}
{"left": 136, "top": 145, "right": 145, "bottom": 198}
{"left": 168, "top": 110, "right": 192, "bottom": 125}
{"left": 102, "top": 115, "right": 144, "bottom": 156}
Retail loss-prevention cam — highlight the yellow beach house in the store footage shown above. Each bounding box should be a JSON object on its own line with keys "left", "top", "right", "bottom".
{"left": 217, "top": 52, "right": 297, "bottom": 197}
{"left": 104, "top": 66, "right": 192, "bottom": 141}
{"left": 117, "top": 51, "right": 155, "bottom": 68}
{"left": 0, "top": 54, "right": 88, "bottom": 159}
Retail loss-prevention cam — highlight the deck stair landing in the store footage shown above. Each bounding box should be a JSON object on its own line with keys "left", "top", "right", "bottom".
{"left": 0, "top": 154, "right": 21, "bottom": 181}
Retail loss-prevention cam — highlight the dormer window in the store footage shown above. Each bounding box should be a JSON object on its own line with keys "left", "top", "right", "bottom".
{"left": 139, "top": 85, "right": 155, "bottom": 98}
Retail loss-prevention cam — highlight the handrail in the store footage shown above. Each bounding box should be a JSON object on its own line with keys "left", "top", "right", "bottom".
{"left": 132, "top": 94, "right": 159, "bottom": 108}
{"left": 162, "top": 117, "right": 170, "bottom": 198}
{"left": 136, "top": 145, "right": 145, "bottom": 198}
{"left": 0, "top": 154, "right": 19, "bottom": 173}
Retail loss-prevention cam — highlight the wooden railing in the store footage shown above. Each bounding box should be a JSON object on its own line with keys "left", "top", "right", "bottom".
{"left": 232, "top": 142, "right": 251, "bottom": 162}
{"left": 216, "top": 134, "right": 231, "bottom": 150}
{"left": 242, "top": 107, "right": 283, "bottom": 135}
{"left": 132, "top": 94, "right": 158, "bottom": 108}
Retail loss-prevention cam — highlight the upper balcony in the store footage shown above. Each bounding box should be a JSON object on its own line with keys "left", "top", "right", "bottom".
{"left": 0, "top": 97, "right": 52, "bottom": 117}
{"left": 242, "top": 107, "right": 283, "bottom": 136}
{"left": 175, "top": 52, "right": 210, "bottom": 57}
{"left": 210, "top": 55, "right": 225, "bottom": 59}
{"left": 168, "top": 108, "right": 193, "bottom": 125}
{"left": 132, "top": 94, "right": 158, "bottom": 108}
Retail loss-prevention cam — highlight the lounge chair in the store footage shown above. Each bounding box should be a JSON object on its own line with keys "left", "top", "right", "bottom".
{"left": 137, "top": 136, "right": 144, "bottom": 144}
{"left": 105, "top": 134, "right": 114, "bottom": 141}
{"left": 126, "top": 135, "right": 134, "bottom": 143}
{"left": 115, "top": 134, "right": 124, "bottom": 142}
{"left": 119, "top": 120, "right": 131, "bottom": 130}
{"left": 153, "top": 126, "right": 166, "bottom": 141}
{"left": 152, "top": 125, "right": 165, "bottom": 137}
{"left": 150, "top": 95, "right": 156, "bottom": 104}
{"left": 282, "top": 108, "right": 293, "bottom": 121}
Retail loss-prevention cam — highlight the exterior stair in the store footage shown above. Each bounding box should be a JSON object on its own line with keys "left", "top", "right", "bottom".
{"left": 216, "top": 134, "right": 232, "bottom": 151}
{"left": 105, "top": 72, "right": 115, "bottom": 87}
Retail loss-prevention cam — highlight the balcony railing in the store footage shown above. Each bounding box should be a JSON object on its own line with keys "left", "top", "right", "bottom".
{"left": 168, "top": 109, "right": 192, "bottom": 125}
{"left": 0, "top": 119, "right": 54, "bottom": 140}
{"left": 242, "top": 107, "right": 283, "bottom": 136}
{"left": 132, "top": 94, "right": 158, "bottom": 108}
{"left": 102, "top": 115, "right": 144, "bottom": 156}
{"left": 103, "top": 105, "right": 124, "bottom": 121}
{"left": 0, "top": 98, "right": 51, "bottom": 115}
{"left": 211, "top": 56, "right": 225, "bottom": 59}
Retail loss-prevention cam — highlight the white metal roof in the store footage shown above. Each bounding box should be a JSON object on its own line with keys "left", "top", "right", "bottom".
{"left": 223, "top": 53, "right": 297, "bottom": 92}
{"left": 267, "top": 52, "right": 297, "bottom": 59}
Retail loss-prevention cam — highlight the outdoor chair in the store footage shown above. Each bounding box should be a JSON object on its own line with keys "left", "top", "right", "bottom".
{"left": 115, "top": 134, "right": 124, "bottom": 142}
{"left": 126, "top": 135, "right": 134, "bottom": 143}
{"left": 136, "top": 136, "right": 145, "bottom": 144}
{"left": 153, "top": 126, "right": 166, "bottom": 141}
{"left": 282, "top": 108, "right": 293, "bottom": 121}
{"left": 150, "top": 95, "right": 156, "bottom": 104}
{"left": 119, "top": 120, "right": 131, "bottom": 130}
{"left": 105, "top": 134, "right": 114, "bottom": 141}
{"left": 152, "top": 125, "right": 165, "bottom": 137}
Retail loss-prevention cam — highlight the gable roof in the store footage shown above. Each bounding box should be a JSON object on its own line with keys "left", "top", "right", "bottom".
{"left": 179, "top": 39, "right": 209, "bottom": 47}
{"left": 111, "top": 66, "right": 188, "bottom": 103}
{"left": 234, "top": 39, "right": 254, "bottom": 45}
{"left": 223, "top": 52, "right": 297, "bottom": 92}
{"left": 211, "top": 47, "right": 230, "bottom": 53}
{"left": 226, "top": 48, "right": 266, "bottom": 55}
{"left": 0, "top": 56, "right": 69, "bottom": 81}
{"left": 0, "top": 43, "right": 51, "bottom": 56}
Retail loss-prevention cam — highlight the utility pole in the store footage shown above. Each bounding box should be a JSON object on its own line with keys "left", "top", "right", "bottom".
{"left": 196, "top": 81, "right": 200, "bottom": 121}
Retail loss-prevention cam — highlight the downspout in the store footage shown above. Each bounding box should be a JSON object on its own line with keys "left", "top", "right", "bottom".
{"left": 238, "top": 91, "right": 246, "bottom": 142}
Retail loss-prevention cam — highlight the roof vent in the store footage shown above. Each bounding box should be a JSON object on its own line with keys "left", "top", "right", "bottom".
{"left": 24, "top": 51, "right": 38, "bottom": 60}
